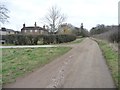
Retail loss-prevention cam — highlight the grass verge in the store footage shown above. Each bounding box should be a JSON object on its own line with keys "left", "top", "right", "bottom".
{"left": 69, "top": 38, "right": 84, "bottom": 44}
{"left": 95, "top": 39, "right": 118, "bottom": 87}
{"left": 1, "top": 47, "right": 71, "bottom": 85}
{"left": 58, "top": 38, "right": 84, "bottom": 45}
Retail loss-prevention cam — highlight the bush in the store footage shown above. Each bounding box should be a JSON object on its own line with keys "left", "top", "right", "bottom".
{"left": 2, "top": 35, "right": 15, "bottom": 44}
{"left": 43, "top": 35, "right": 56, "bottom": 44}
{"left": 43, "top": 34, "right": 76, "bottom": 44}
{"left": 109, "top": 30, "right": 119, "bottom": 43}
{"left": 91, "top": 25, "right": 119, "bottom": 43}
{"left": 2, "top": 35, "right": 42, "bottom": 45}
{"left": 2, "top": 34, "right": 76, "bottom": 45}
{"left": 92, "top": 28, "right": 119, "bottom": 43}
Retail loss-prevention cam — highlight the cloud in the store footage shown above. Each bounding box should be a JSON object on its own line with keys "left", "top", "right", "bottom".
{"left": 1, "top": 0, "right": 118, "bottom": 31}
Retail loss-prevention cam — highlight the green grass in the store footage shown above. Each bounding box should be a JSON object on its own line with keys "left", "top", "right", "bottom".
{"left": 1, "top": 44, "right": 15, "bottom": 46}
{"left": 58, "top": 38, "right": 84, "bottom": 45}
{"left": 96, "top": 40, "right": 118, "bottom": 87}
{"left": 1, "top": 47, "right": 71, "bottom": 85}
{"left": 70, "top": 38, "right": 84, "bottom": 44}
{"left": 76, "top": 36, "right": 83, "bottom": 38}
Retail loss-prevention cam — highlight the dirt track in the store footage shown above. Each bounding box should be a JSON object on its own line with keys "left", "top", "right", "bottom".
{"left": 4, "top": 38, "right": 115, "bottom": 88}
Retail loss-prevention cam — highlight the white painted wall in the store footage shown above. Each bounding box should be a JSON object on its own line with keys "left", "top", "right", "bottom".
{"left": 0, "top": 31, "right": 7, "bottom": 35}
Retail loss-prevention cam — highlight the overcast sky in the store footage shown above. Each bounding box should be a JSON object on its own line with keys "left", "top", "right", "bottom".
{"left": 0, "top": 0, "right": 119, "bottom": 31}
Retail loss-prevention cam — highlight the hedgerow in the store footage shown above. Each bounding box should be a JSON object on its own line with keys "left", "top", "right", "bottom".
{"left": 2, "top": 34, "right": 76, "bottom": 45}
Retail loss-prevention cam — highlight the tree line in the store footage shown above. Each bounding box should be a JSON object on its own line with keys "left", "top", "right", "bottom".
{"left": 90, "top": 24, "right": 119, "bottom": 43}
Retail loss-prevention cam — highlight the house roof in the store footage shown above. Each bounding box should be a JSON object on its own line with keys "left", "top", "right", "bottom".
{"left": 6, "top": 29, "right": 15, "bottom": 32}
{"left": 75, "top": 27, "right": 80, "bottom": 30}
{"left": 0, "top": 28, "right": 15, "bottom": 32}
{"left": 21, "top": 26, "right": 48, "bottom": 32}
{"left": 21, "top": 26, "right": 41, "bottom": 30}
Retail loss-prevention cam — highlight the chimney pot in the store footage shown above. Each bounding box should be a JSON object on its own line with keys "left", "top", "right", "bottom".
{"left": 35, "top": 22, "right": 37, "bottom": 27}
{"left": 23, "top": 23, "right": 25, "bottom": 27}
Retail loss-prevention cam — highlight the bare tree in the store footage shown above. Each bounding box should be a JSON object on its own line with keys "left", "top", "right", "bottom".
{"left": 0, "top": 4, "right": 9, "bottom": 24}
{"left": 44, "top": 6, "right": 66, "bottom": 34}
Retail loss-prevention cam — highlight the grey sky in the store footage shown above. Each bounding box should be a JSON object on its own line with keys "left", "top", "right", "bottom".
{"left": 0, "top": 0, "right": 119, "bottom": 31}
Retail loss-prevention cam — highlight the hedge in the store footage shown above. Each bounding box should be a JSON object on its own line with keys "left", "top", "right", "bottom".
{"left": 43, "top": 34, "right": 76, "bottom": 44}
{"left": 92, "top": 29, "right": 119, "bottom": 43}
{"left": 2, "top": 34, "right": 76, "bottom": 45}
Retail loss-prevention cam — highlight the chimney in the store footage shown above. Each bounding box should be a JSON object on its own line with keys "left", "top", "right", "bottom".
{"left": 34, "top": 22, "right": 37, "bottom": 27}
{"left": 43, "top": 25, "right": 45, "bottom": 29}
{"left": 1, "top": 27, "right": 6, "bottom": 31}
{"left": 23, "top": 23, "right": 25, "bottom": 28}
{"left": 81, "top": 23, "right": 83, "bottom": 29}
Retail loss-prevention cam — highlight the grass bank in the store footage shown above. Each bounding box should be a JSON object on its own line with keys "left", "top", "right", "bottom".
{"left": 95, "top": 39, "right": 118, "bottom": 87}
{"left": 58, "top": 38, "right": 84, "bottom": 45}
{"left": 69, "top": 38, "right": 84, "bottom": 44}
{"left": 2, "top": 47, "right": 71, "bottom": 85}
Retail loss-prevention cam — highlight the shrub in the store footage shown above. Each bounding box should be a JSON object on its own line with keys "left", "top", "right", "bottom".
{"left": 2, "top": 34, "right": 76, "bottom": 45}
{"left": 91, "top": 25, "right": 119, "bottom": 43}
{"left": 43, "top": 35, "right": 56, "bottom": 44}
{"left": 2, "top": 35, "right": 41, "bottom": 45}
{"left": 109, "top": 30, "right": 119, "bottom": 43}
{"left": 43, "top": 34, "right": 76, "bottom": 44}
{"left": 92, "top": 28, "right": 119, "bottom": 43}
{"left": 2, "top": 35, "right": 16, "bottom": 44}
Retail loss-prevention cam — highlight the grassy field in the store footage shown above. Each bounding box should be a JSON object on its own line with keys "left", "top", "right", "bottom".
{"left": 96, "top": 39, "right": 118, "bottom": 87}
{"left": 2, "top": 47, "right": 71, "bottom": 85}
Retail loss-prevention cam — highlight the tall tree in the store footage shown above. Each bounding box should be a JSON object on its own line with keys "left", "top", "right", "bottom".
{"left": 0, "top": 4, "right": 9, "bottom": 24}
{"left": 44, "top": 6, "right": 66, "bottom": 34}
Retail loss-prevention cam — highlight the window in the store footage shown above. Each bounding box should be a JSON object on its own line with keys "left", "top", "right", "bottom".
{"left": 24, "top": 30, "right": 26, "bottom": 33}
{"left": 30, "top": 30, "right": 32, "bottom": 32}
{"left": 35, "top": 30, "right": 37, "bottom": 32}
